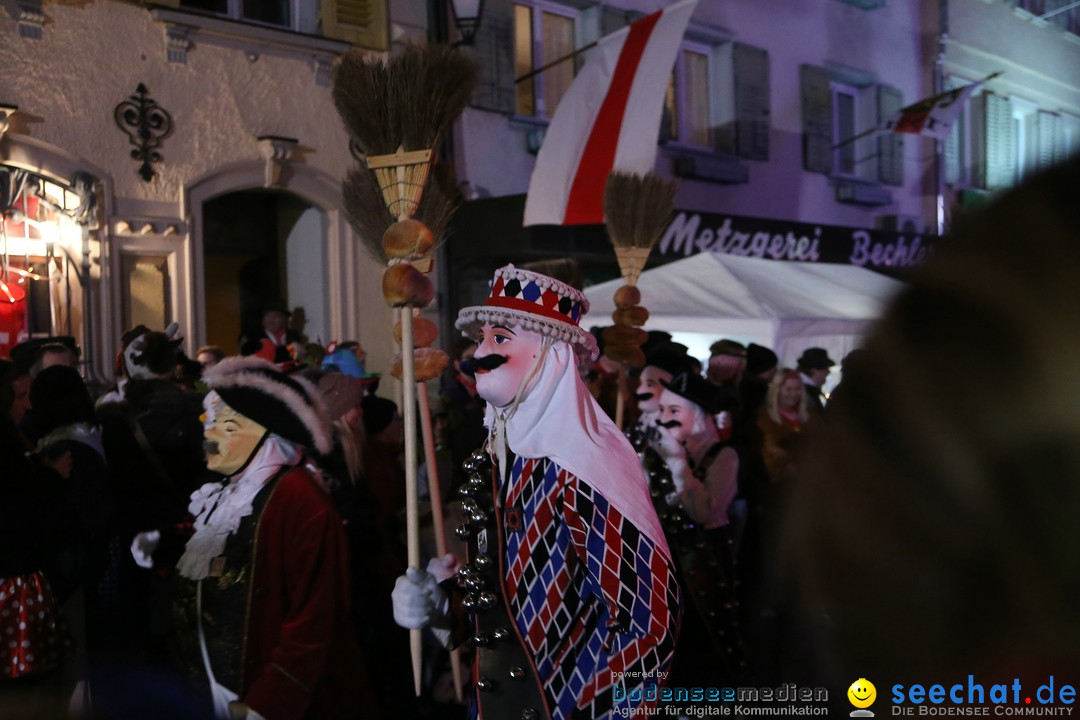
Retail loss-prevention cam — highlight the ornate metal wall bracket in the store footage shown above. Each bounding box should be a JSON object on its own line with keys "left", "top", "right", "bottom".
{"left": 114, "top": 84, "right": 173, "bottom": 182}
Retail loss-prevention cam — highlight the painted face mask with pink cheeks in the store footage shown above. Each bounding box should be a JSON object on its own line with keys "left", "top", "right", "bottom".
{"left": 636, "top": 365, "right": 673, "bottom": 414}
{"left": 655, "top": 388, "right": 703, "bottom": 446}
{"left": 472, "top": 323, "right": 546, "bottom": 408}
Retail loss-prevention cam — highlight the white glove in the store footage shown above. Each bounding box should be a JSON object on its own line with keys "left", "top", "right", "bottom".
{"left": 715, "top": 411, "right": 731, "bottom": 432}
{"left": 427, "top": 554, "right": 461, "bottom": 585}
{"left": 131, "top": 530, "right": 161, "bottom": 570}
{"left": 654, "top": 426, "right": 686, "bottom": 463}
{"left": 392, "top": 567, "right": 448, "bottom": 630}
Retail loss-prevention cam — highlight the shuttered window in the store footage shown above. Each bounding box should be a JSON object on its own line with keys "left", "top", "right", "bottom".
{"left": 943, "top": 75, "right": 969, "bottom": 186}
{"left": 971, "top": 91, "right": 1015, "bottom": 190}
{"left": 732, "top": 43, "right": 770, "bottom": 160}
{"left": 511, "top": 1, "right": 579, "bottom": 120}
{"left": 802, "top": 64, "right": 902, "bottom": 184}
{"left": 321, "top": 0, "right": 387, "bottom": 50}
{"left": 800, "top": 64, "right": 834, "bottom": 174}
{"left": 876, "top": 84, "right": 904, "bottom": 186}
{"left": 1036, "top": 110, "right": 1063, "bottom": 172}
{"left": 833, "top": 83, "right": 859, "bottom": 177}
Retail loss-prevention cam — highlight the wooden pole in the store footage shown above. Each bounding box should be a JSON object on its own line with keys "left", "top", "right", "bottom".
{"left": 400, "top": 304, "right": 423, "bottom": 697}
{"left": 417, "top": 382, "right": 464, "bottom": 702}
{"left": 615, "top": 364, "right": 628, "bottom": 431}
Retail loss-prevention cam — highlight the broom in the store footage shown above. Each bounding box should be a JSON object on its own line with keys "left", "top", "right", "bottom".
{"left": 602, "top": 171, "right": 676, "bottom": 428}
{"left": 341, "top": 153, "right": 468, "bottom": 700}
{"left": 333, "top": 43, "right": 478, "bottom": 697}
{"left": 343, "top": 159, "right": 460, "bottom": 266}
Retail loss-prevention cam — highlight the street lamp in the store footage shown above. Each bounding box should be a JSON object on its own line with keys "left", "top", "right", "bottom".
{"left": 450, "top": 0, "right": 484, "bottom": 46}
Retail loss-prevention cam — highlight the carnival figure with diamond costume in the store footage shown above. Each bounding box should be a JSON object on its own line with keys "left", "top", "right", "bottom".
{"left": 393, "top": 265, "right": 680, "bottom": 720}
{"left": 132, "top": 357, "right": 375, "bottom": 720}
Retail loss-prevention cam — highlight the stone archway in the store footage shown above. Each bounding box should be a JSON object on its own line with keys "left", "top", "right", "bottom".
{"left": 185, "top": 161, "right": 389, "bottom": 363}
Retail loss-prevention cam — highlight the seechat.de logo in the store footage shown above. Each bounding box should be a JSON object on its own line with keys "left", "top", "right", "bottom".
{"left": 850, "top": 679, "right": 879, "bottom": 717}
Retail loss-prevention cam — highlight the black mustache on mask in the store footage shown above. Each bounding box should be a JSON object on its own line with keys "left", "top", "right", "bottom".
{"left": 204, "top": 440, "right": 220, "bottom": 455}
{"left": 460, "top": 354, "right": 509, "bottom": 376}
{"left": 635, "top": 392, "right": 654, "bottom": 402}
{"left": 656, "top": 420, "right": 682, "bottom": 429}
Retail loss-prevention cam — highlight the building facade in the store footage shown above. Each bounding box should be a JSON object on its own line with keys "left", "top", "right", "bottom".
{"left": 0, "top": 0, "right": 394, "bottom": 379}
{"left": 3, "top": 0, "right": 1078, "bottom": 376}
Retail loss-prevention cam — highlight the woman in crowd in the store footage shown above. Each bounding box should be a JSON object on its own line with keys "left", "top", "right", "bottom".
{"left": 756, "top": 369, "right": 810, "bottom": 488}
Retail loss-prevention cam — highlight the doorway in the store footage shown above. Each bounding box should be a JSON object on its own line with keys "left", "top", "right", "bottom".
{"left": 201, "top": 189, "right": 327, "bottom": 354}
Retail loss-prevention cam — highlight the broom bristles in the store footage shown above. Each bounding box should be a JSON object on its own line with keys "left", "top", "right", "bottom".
{"left": 333, "top": 44, "right": 479, "bottom": 158}
{"left": 343, "top": 160, "right": 462, "bottom": 264}
{"left": 333, "top": 50, "right": 395, "bottom": 157}
{"left": 603, "top": 171, "right": 676, "bottom": 250}
{"left": 343, "top": 164, "right": 394, "bottom": 262}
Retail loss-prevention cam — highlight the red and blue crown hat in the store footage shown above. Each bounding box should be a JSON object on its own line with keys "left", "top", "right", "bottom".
{"left": 455, "top": 264, "right": 599, "bottom": 365}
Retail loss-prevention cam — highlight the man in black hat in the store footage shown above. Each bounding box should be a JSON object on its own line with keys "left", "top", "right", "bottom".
{"left": 652, "top": 371, "right": 745, "bottom": 686}
{"left": 133, "top": 357, "right": 373, "bottom": 719}
{"left": 796, "top": 346, "right": 835, "bottom": 413}
{"left": 628, "top": 344, "right": 695, "bottom": 453}
{"left": 252, "top": 300, "right": 305, "bottom": 364}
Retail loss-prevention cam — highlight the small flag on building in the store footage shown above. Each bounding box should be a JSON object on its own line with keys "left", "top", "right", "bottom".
{"left": 523, "top": 0, "right": 699, "bottom": 227}
{"left": 884, "top": 71, "right": 1002, "bottom": 140}
{"left": 834, "top": 71, "right": 1002, "bottom": 150}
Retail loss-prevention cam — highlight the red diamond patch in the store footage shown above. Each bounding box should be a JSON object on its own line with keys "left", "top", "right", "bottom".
{"left": 540, "top": 289, "right": 559, "bottom": 310}
{"left": 492, "top": 276, "right": 505, "bottom": 297}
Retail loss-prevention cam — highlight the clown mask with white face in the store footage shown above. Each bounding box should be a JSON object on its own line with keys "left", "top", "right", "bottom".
{"left": 202, "top": 391, "right": 268, "bottom": 476}
{"left": 636, "top": 365, "right": 673, "bottom": 415}
{"left": 472, "top": 323, "right": 546, "bottom": 409}
{"left": 656, "top": 387, "right": 704, "bottom": 446}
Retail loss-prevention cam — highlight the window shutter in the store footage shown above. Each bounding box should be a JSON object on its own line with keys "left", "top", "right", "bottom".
{"left": 1036, "top": 110, "right": 1063, "bottom": 170}
{"left": 467, "top": 0, "right": 515, "bottom": 114}
{"left": 732, "top": 43, "right": 770, "bottom": 161}
{"left": 601, "top": 6, "right": 631, "bottom": 35}
{"left": 876, "top": 84, "right": 904, "bottom": 186}
{"left": 320, "top": 0, "right": 387, "bottom": 50}
{"left": 978, "top": 91, "right": 1015, "bottom": 190}
{"left": 800, "top": 64, "right": 833, "bottom": 174}
{"left": 943, "top": 77, "right": 964, "bottom": 185}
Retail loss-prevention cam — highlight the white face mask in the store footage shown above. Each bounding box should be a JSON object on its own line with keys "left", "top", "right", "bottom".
{"left": 656, "top": 388, "right": 702, "bottom": 446}
{"left": 473, "top": 323, "right": 545, "bottom": 408}
{"left": 636, "top": 365, "right": 673, "bottom": 414}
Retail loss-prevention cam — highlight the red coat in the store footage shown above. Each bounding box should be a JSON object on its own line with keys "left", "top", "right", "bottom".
{"left": 240, "top": 466, "right": 376, "bottom": 720}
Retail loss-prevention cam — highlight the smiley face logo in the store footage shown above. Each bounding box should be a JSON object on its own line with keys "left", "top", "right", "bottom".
{"left": 848, "top": 678, "right": 877, "bottom": 709}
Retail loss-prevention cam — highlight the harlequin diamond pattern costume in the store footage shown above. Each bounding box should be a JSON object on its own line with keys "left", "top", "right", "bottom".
{"left": 453, "top": 265, "right": 680, "bottom": 720}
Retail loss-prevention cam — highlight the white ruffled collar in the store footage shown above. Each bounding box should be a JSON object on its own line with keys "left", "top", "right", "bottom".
{"left": 177, "top": 435, "right": 299, "bottom": 580}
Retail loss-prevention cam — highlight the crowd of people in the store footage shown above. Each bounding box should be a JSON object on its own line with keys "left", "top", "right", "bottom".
{"left": 4, "top": 155, "right": 1080, "bottom": 719}
{"left": 0, "top": 301, "right": 451, "bottom": 720}
{"left": 589, "top": 324, "right": 849, "bottom": 694}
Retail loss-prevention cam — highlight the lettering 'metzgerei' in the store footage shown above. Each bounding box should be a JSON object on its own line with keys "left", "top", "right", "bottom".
{"left": 658, "top": 213, "right": 821, "bottom": 263}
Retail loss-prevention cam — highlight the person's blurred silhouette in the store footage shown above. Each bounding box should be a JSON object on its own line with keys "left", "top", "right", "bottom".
{"left": 786, "top": 154, "right": 1080, "bottom": 688}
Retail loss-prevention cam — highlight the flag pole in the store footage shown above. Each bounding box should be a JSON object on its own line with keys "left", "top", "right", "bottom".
{"left": 831, "top": 125, "right": 880, "bottom": 151}
{"left": 515, "top": 41, "right": 597, "bottom": 84}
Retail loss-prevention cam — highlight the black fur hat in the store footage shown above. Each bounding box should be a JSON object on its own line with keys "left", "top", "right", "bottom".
{"left": 202, "top": 356, "right": 332, "bottom": 455}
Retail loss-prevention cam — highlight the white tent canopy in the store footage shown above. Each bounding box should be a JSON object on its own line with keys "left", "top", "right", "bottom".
{"left": 583, "top": 252, "right": 906, "bottom": 369}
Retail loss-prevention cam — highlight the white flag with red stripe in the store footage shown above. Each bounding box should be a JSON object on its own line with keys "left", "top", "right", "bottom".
{"left": 523, "top": 0, "right": 698, "bottom": 227}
